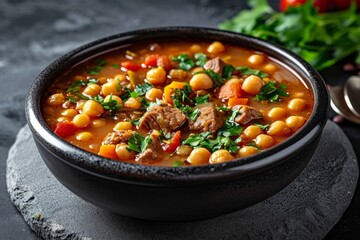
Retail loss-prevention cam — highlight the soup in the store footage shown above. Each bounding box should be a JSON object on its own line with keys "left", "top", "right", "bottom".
{"left": 42, "top": 41, "right": 313, "bottom": 166}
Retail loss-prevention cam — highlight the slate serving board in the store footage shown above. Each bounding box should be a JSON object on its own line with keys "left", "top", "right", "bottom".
{"left": 6, "top": 121, "right": 358, "bottom": 240}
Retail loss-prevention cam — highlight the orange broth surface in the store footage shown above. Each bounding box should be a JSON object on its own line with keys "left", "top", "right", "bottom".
{"left": 42, "top": 41, "right": 314, "bottom": 166}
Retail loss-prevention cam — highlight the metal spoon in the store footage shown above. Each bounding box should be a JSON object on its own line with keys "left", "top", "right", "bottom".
{"left": 329, "top": 85, "right": 360, "bottom": 124}
{"left": 344, "top": 76, "right": 360, "bottom": 118}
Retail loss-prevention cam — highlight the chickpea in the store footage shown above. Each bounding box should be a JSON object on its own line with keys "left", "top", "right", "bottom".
{"left": 101, "top": 79, "right": 122, "bottom": 96}
{"left": 263, "top": 63, "right": 277, "bottom": 73}
{"left": 192, "top": 67, "right": 204, "bottom": 74}
{"left": 288, "top": 98, "right": 306, "bottom": 111}
{"left": 76, "top": 132, "right": 94, "bottom": 141}
{"left": 47, "top": 93, "right": 65, "bottom": 106}
{"left": 268, "top": 107, "right": 287, "bottom": 120}
{"left": 57, "top": 117, "right": 69, "bottom": 122}
{"left": 146, "top": 67, "right": 166, "bottom": 85}
{"left": 190, "top": 73, "right": 213, "bottom": 90}
{"left": 169, "top": 69, "right": 188, "bottom": 80}
{"left": 145, "top": 88, "right": 163, "bottom": 102}
{"left": 82, "top": 100, "right": 104, "bottom": 117}
{"left": 114, "top": 74, "right": 126, "bottom": 82}
{"left": 115, "top": 143, "right": 136, "bottom": 161}
{"left": 72, "top": 113, "right": 90, "bottom": 128}
{"left": 241, "top": 75, "right": 264, "bottom": 95}
{"left": 104, "top": 95, "right": 122, "bottom": 105}
{"left": 61, "top": 109, "right": 78, "bottom": 118}
{"left": 267, "top": 120, "right": 291, "bottom": 136}
{"left": 239, "top": 146, "right": 258, "bottom": 157}
{"left": 209, "top": 150, "right": 234, "bottom": 164}
{"left": 207, "top": 41, "right": 225, "bottom": 54}
{"left": 92, "top": 118, "right": 106, "bottom": 128}
{"left": 286, "top": 116, "right": 306, "bottom": 131}
{"left": 97, "top": 77, "right": 108, "bottom": 85}
{"left": 187, "top": 148, "right": 211, "bottom": 165}
{"left": 189, "top": 44, "right": 202, "bottom": 53}
{"left": 76, "top": 100, "right": 86, "bottom": 111}
{"left": 255, "top": 134, "right": 274, "bottom": 149}
{"left": 113, "top": 121, "right": 133, "bottom": 131}
{"left": 124, "top": 97, "right": 141, "bottom": 109}
{"left": 244, "top": 125, "right": 263, "bottom": 139}
{"left": 248, "top": 54, "right": 265, "bottom": 65}
{"left": 83, "top": 84, "right": 101, "bottom": 97}
{"left": 292, "top": 92, "right": 305, "bottom": 98}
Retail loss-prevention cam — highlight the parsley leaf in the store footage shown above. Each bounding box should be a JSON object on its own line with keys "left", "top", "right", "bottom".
{"left": 222, "top": 64, "right": 236, "bottom": 79}
{"left": 87, "top": 59, "right": 107, "bottom": 75}
{"left": 183, "top": 132, "right": 241, "bottom": 153}
{"left": 236, "top": 66, "right": 268, "bottom": 78}
{"left": 126, "top": 132, "right": 152, "bottom": 153}
{"left": 219, "top": 0, "right": 360, "bottom": 70}
{"left": 93, "top": 94, "right": 122, "bottom": 113}
{"left": 172, "top": 161, "right": 184, "bottom": 167}
{"left": 194, "top": 94, "right": 210, "bottom": 105}
{"left": 194, "top": 53, "right": 208, "bottom": 67}
{"left": 254, "top": 81, "right": 289, "bottom": 102}
{"left": 218, "top": 110, "right": 243, "bottom": 137}
{"left": 111, "top": 63, "right": 120, "bottom": 68}
{"left": 253, "top": 123, "right": 269, "bottom": 130}
{"left": 134, "top": 82, "right": 154, "bottom": 96}
{"left": 172, "top": 54, "right": 195, "bottom": 70}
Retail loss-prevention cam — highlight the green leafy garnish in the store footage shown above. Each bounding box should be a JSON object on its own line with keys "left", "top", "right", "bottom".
{"left": 183, "top": 132, "right": 241, "bottom": 153}
{"left": 194, "top": 53, "right": 208, "bottom": 67}
{"left": 254, "top": 81, "right": 289, "bottom": 102}
{"left": 253, "top": 123, "right": 269, "bottom": 130}
{"left": 111, "top": 63, "right": 120, "bottom": 68}
{"left": 222, "top": 64, "right": 236, "bottom": 79}
{"left": 66, "top": 79, "right": 97, "bottom": 93}
{"left": 87, "top": 59, "right": 107, "bottom": 75}
{"left": 216, "top": 106, "right": 230, "bottom": 112}
{"left": 219, "top": 0, "right": 360, "bottom": 70}
{"left": 172, "top": 161, "right": 184, "bottom": 167}
{"left": 93, "top": 95, "right": 122, "bottom": 113}
{"left": 134, "top": 82, "right": 154, "bottom": 96}
{"left": 218, "top": 110, "right": 243, "bottom": 137}
{"left": 194, "top": 94, "right": 210, "bottom": 105}
{"left": 247, "top": 141, "right": 261, "bottom": 150}
{"left": 172, "top": 54, "right": 195, "bottom": 70}
{"left": 131, "top": 118, "right": 141, "bottom": 126}
{"left": 236, "top": 66, "right": 268, "bottom": 78}
{"left": 194, "top": 69, "right": 224, "bottom": 87}
{"left": 126, "top": 132, "right": 152, "bottom": 153}
{"left": 171, "top": 84, "right": 200, "bottom": 121}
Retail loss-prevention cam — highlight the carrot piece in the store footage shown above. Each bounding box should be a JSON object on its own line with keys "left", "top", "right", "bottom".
{"left": 163, "top": 130, "right": 182, "bottom": 153}
{"left": 228, "top": 97, "right": 249, "bottom": 107}
{"left": 163, "top": 81, "right": 186, "bottom": 104}
{"left": 144, "top": 54, "right": 159, "bottom": 67}
{"left": 99, "top": 145, "right": 118, "bottom": 159}
{"left": 218, "top": 78, "right": 243, "bottom": 100}
{"left": 121, "top": 61, "right": 141, "bottom": 71}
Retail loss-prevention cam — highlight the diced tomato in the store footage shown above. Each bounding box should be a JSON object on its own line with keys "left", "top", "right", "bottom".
{"left": 144, "top": 54, "right": 159, "bottom": 67}
{"left": 228, "top": 97, "right": 249, "bottom": 107}
{"left": 144, "top": 54, "right": 172, "bottom": 71}
{"left": 121, "top": 61, "right": 141, "bottom": 71}
{"left": 54, "top": 122, "right": 78, "bottom": 139}
{"left": 163, "top": 131, "right": 182, "bottom": 153}
{"left": 156, "top": 55, "right": 172, "bottom": 71}
{"left": 99, "top": 144, "right": 118, "bottom": 159}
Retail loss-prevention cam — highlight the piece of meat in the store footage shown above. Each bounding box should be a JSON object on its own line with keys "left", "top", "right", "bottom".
{"left": 203, "top": 57, "right": 226, "bottom": 74}
{"left": 232, "top": 105, "right": 262, "bottom": 125}
{"left": 138, "top": 106, "right": 187, "bottom": 133}
{"left": 135, "top": 133, "right": 162, "bottom": 163}
{"left": 102, "top": 130, "right": 133, "bottom": 145}
{"left": 188, "top": 103, "right": 224, "bottom": 133}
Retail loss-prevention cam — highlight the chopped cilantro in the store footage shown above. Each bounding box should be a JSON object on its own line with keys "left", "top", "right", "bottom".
{"left": 247, "top": 141, "right": 262, "bottom": 150}
{"left": 236, "top": 66, "right": 268, "bottom": 78}
{"left": 87, "top": 59, "right": 107, "bottom": 75}
{"left": 131, "top": 118, "right": 141, "bottom": 126}
{"left": 222, "top": 64, "right": 236, "bottom": 79}
{"left": 183, "top": 132, "right": 241, "bottom": 153}
{"left": 218, "top": 110, "right": 243, "bottom": 137}
{"left": 147, "top": 99, "right": 163, "bottom": 110}
{"left": 194, "top": 94, "right": 210, "bottom": 105}
{"left": 127, "top": 132, "right": 152, "bottom": 153}
{"left": 134, "top": 82, "right": 154, "bottom": 96}
{"left": 254, "top": 81, "right": 289, "bottom": 102}
{"left": 171, "top": 85, "right": 200, "bottom": 121}
{"left": 172, "top": 54, "right": 195, "bottom": 70}
{"left": 216, "top": 106, "right": 230, "bottom": 112}
{"left": 194, "top": 53, "right": 208, "bottom": 67}
{"left": 93, "top": 94, "right": 121, "bottom": 113}
{"left": 172, "top": 161, "right": 184, "bottom": 167}
{"left": 111, "top": 63, "right": 120, "bottom": 68}
{"left": 140, "top": 97, "right": 149, "bottom": 108}
{"left": 253, "top": 123, "right": 269, "bottom": 131}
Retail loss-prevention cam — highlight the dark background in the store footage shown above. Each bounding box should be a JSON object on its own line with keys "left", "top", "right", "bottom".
{"left": 0, "top": 0, "right": 359, "bottom": 239}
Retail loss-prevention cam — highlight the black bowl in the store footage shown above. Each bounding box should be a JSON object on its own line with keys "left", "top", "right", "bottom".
{"left": 26, "top": 27, "right": 329, "bottom": 221}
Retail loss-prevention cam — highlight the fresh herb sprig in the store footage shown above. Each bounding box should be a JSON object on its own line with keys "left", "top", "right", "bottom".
{"left": 254, "top": 81, "right": 289, "bottom": 102}
{"left": 126, "top": 132, "right": 152, "bottom": 153}
{"left": 87, "top": 59, "right": 107, "bottom": 75}
{"left": 172, "top": 53, "right": 208, "bottom": 70}
{"left": 219, "top": 0, "right": 360, "bottom": 70}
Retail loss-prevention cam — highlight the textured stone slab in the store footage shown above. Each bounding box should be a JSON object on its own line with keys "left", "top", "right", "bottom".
{"left": 6, "top": 121, "right": 358, "bottom": 240}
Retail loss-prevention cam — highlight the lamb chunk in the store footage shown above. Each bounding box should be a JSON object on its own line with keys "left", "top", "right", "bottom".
{"left": 203, "top": 57, "right": 226, "bottom": 74}
{"left": 102, "top": 130, "right": 133, "bottom": 145}
{"left": 232, "top": 105, "right": 262, "bottom": 125}
{"left": 139, "top": 106, "right": 187, "bottom": 134}
{"left": 135, "top": 134, "right": 162, "bottom": 163}
{"left": 188, "top": 103, "right": 224, "bottom": 133}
